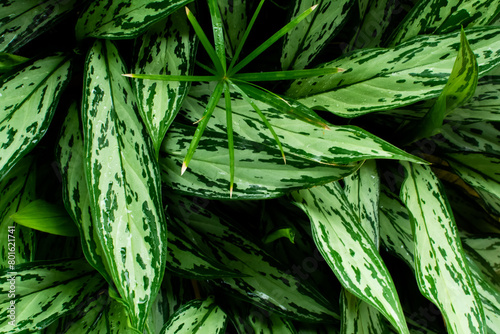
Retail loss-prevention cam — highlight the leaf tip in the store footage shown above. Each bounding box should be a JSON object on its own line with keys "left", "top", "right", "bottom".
{"left": 311, "top": 4, "right": 319, "bottom": 11}
{"left": 181, "top": 162, "right": 188, "bottom": 175}
{"left": 185, "top": 6, "right": 191, "bottom": 15}
{"left": 282, "top": 153, "right": 287, "bottom": 165}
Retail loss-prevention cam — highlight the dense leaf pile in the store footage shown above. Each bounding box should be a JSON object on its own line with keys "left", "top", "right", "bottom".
{"left": 1, "top": 0, "right": 500, "bottom": 333}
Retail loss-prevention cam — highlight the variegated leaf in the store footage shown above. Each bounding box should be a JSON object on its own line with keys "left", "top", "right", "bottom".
{"left": 167, "top": 194, "right": 338, "bottom": 322}
{"left": 0, "top": 54, "right": 71, "bottom": 181}
{"left": 0, "top": 155, "right": 35, "bottom": 269}
{"left": 82, "top": 40, "right": 167, "bottom": 332}
{"left": 0, "top": 259, "right": 106, "bottom": 333}
{"left": 160, "top": 297, "right": 227, "bottom": 334}
{"left": 10, "top": 199, "right": 78, "bottom": 237}
{"left": 341, "top": 288, "right": 388, "bottom": 334}
{"left": 438, "top": 121, "right": 500, "bottom": 156}
{"left": 76, "top": 0, "right": 193, "bottom": 39}
{"left": 181, "top": 83, "right": 424, "bottom": 165}
{"left": 281, "top": 0, "right": 355, "bottom": 70}
{"left": 293, "top": 182, "right": 409, "bottom": 334}
{"left": 160, "top": 124, "right": 360, "bottom": 200}
{"left": 56, "top": 102, "right": 112, "bottom": 284}
{"left": 388, "top": 0, "right": 500, "bottom": 45}
{"left": 400, "top": 162, "right": 486, "bottom": 334}
{"left": 463, "top": 236, "right": 500, "bottom": 275}
{"left": 218, "top": 0, "right": 247, "bottom": 58}
{"left": 133, "top": 8, "right": 196, "bottom": 158}
{"left": 0, "top": 52, "right": 29, "bottom": 72}
{"left": 287, "top": 27, "right": 500, "bottom": 117}
{"left": 0, "top": 0, "right": 77, "bottom": 53}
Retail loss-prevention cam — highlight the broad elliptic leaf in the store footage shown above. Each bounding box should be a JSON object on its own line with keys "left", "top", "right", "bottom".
{"left": 218, "top": 0, "right": 247, "bottom": 58}
{"left": 10, "top": 199, "right": 78, "bottom": 237}
{"left": 82, "top": 40, "right": 167, "bottom": 332}
{"left": 293, "top": 182, "right": 409, "bottom": 334}
{"left": 341, "top": 288, "right": 388, "bottom": 334}
{"left": 438, "top": 121, "right": 500, "bottom": 156}
{"left": 0, "top": 0, "right": 77, "bottom": 53}
{"left": 0, "top": 52, "right": 29, "bottom": 72}
{"left": 281, "top": 0, "right": 355, "bottom": 70}
{"left": 463, "top": 236, "right": 500, "bottom": 275}
{"left": 400, "top": 162, "right": 486, "bottom": 334}
{"left": 0, "top": 54, "right": 72, "bottom": 181}
{"left": 388, "top": 0, "right": 500, "bottom": 45}
{"left": 76, "top": 0, "right": 194, "bottom": 39}
{"left": 0, "top": 155, "right": 35, "bottom": 269}
{"left": 287, "top": 27, "right": 500, "bottom": 117}
{"left": 0, "top": 259, "right": 106, "bottom": 333}
{"left": 160, "top": 123, "right": 360, "bottom": 200}
{"left": 56, "top": 102, "right": 112, "bottom": 284}
{"left": 399, "top": 28, "right": 478, "bottom": 144}
{"left": 160, "top": 297, "right": 227, "bottom": 334}
{"left": 167, "top": 194, "right": 338, "bottom": 322}
{"left": 133, "top": 8, "right": 196, "bottom": 158}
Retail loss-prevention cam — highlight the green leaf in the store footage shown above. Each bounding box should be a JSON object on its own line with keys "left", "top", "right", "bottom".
{"left": 76, "top": 0, "right": 193, "bottom": 39}
{"left": 10, "top": 199, "right": 78, "bottom": 237}
{"left": 463, "top": 236, "right": 500, "bottom": 276}
{"left": 293, "top": 182, "right": 409, "bottom": 334}
{"left": 218, "top": 0, "right": 247, "bottom": 58}
{"left": 133, "top": 9, "right": 197, "bottom": 158}
{"left": 56, "top": 101, "right": 113, "bottom": 284}
{"left": 0, "top": 54, "right": 72, "bottom": 181}
{"left": 167, "top": 195, "right": 338, "bottom": 322}
{"left": 341, "top": 288, "right": 388, "bottom": 334}
{"left": 281, "top": 0, "right": 355, "bottom": 70}
{"left": 160, "top": 297, "right": 227, "bottom": 334}
{"left": 288, "top": 27, "right": 500, "bottom": 117}
{"left": 82, "top": 40, "right": 167, "bottom": 332}
{"left": 0, "top": 52, "right": 29, "bottom": 72}
{"left": 388, "top": 0, "right": 500, "bottom": 45}
{"left": 182, "top": 83, "right": 425, "bottom": 166}
{"left": 0, "top": 259, "right": 106, "bottom": 333}
{"left": 400, "top": 162, "right": 486, "bottom": 334}
{"left": 208, "top": 0, "right": 226, "bottom": 73}
{"left": 399, "top": 28, "right": 478, "bottom": 144}
{"left": 160, "top": 123, "right": 360, "bottom": 200}
{"left": 0, "top": 155, "right": 36, "bottom": 269}
{"left": 0, "top": 0, "right": 77, "bottom": 53}
{"left": 438, "top": 121, "right": 500, "bottom": 156}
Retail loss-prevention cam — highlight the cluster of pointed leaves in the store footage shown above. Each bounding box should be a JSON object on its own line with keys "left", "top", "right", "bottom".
{"left": 1, "top": 0, "right": 500, "bottom": 333}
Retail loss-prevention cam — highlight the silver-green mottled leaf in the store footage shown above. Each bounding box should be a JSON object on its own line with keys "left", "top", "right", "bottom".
{"left": 281, "top": 0, "right": 355, "bottom": 70}
{"left": 76, "top": 0, "right": 193, "bottom": 39}
{"left": 10, "top": 199, "right": 78, "bottom": 237}
{"left": 288, "top": 27, "right": 500, "bottom": 117}
{"left": 400, "top": 162, "right": 486, "bottom": 334}
{"left": 160, "top": 297, "right": 227, "bottom": 334}
{"left": 56, "top": 102, "right": 112, "bottom": 284}
{"left": 133, "top": 8, "right": 196, "bottom": 158}
{"left": 0, "top": 52, "right": 29, "bottom": 72}
{"left": 293, "top": 182, "right": 409, "bottom": 334}
{"left": 388, "top": 0, "right": 500, "bottom": 45}
{"left": 160, "top": 123, "right": 360, "bottom": 200}
{"left": 0, "top": 54, "right": 71, "bottom": 181}
{"left": 0, "top": 155, "right": 35, "bottom": 269}
{"left": 463, "top": 236, "right": 500, "bottom": 275}
{"left": 0, "top": 0, "right": 77, "bottom": 53}
{"left": 341, "top": 288, "right": 388, "bottom": 334}
{"left": 167, "top": 194, "right": 338, "bottom": 322}
{"left": 0, "top": 259, "right": 106, "bottom": 333}
{"left": 82, "top": 40, "right": 167, "bottom": 332}
{"left": 438, "top": 121, "right": 500, "bottom": 156}
{"left": 218, "top": 0, "right": 247, "bottom": 58}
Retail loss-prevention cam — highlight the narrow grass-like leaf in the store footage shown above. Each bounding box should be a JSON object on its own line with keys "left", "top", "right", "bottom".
{"left": 0, "top": 156, "right": 35, "bottom": 269}
{"left": 293, "top": 182, "right": 409, "bottom": 334}
{"left": 185, "top": 6, "right": 224, "bottom": 75}
{"left": 399, "top": 28, "right": 478, "bottom": 144}
{"left": 233, "top": 67, "right": 342, "bottom": 81}
{"left": 10, "top": 199, "right": 78, "bottom": 237}
{"left": 230, "top": 81, "right": 286, "bottom": 164}
{"left": 288, "top": 27, "right": 500, "bottom": 117}
{"left": 224, "top": 83, "right": 235, "bottom": 196}
{"left": 281, "top": 0, "right": 355, "bottom": 70}
{"left": 160, "top": 297, "right": 227, "bottom": 334}
{"left": 388, "top": 0, "right": 500, "bottom": 46}
{"left": 124, "top": 74, "right": 216, "bottom": 81}
{"left": 0, "top": 259, "right": 106, "bottom": 333}
{"left": 75, "top": 0, "right": 193, "bottom": 39}
{"left": 229, "top": 4, "right": 318, "bottom": 75}
{"left": 0, "top": 0, "right": 77, "bottom": 53}
{"left": 133, "top": 10, "right": 197, "bottom": 158}
{"left": 0, "top": 54, "right": 71, "bottom": 181}
{"left": 208, "top": 0, "right": 226, "bottom": 73}
{"left": 160, "top": 123, "right": 360, "bottom": 199}
{"left": 56, "top": 101, "right": 112, "bottom": 284}
{"left": 400, "top": 162, "right": 486, "bottom": 334}
{"left": 182, "top": 81, "right": 224, "bottom": 174}
{"left": 82, "top": 40, "right": 167, "bottom": 332}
